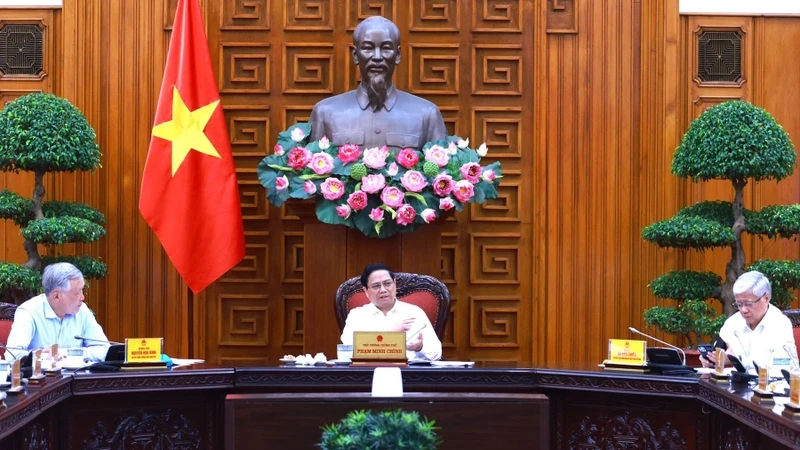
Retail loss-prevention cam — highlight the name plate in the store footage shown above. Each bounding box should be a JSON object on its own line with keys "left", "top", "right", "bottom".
{"left": 352, "top": 331, "right": 407, "bottom": 362}
{"left": 125, "top": 338, "right": 163, "bottom": 363}
{"left": 607, "top": 339, "right": 646, "bottom": 365}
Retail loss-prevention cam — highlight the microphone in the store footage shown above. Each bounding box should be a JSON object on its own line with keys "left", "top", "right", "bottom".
{"left": 0, "top": 343, "right": 30, "bottom": 361}
{"left": 74, "top": 335, "right": 124, "bottom": 346}
{"left": 732, "top": 331, "right": 750, "bottom": 360}
{"left": 628, "top": 327, "right": 686, "bottom": 365}
{"left": 406, "top": 323, "right": 427, "bottom": 343}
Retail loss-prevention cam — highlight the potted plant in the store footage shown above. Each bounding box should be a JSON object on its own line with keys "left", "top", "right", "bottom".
{"left": 642, "top": 100, "right": 799, "bottom": 355}
{"left": 0, "top": 93, "right": 106, "bottom": 304}
{"left": 319, "top": 409, "right": 441, "bottom": 450}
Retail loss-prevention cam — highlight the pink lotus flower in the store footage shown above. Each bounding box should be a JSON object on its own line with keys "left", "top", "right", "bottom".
{"left": 432, "top": 174, "right": 455, "bottom": 197}
{"left": 319, "top": 136, "right": 331, "bottom": 150}
{"left": 369, "top": 208, "right": 385, "bottom": 222}
{"left": 273, "top": 143, "right": 284, "bottom": 156}
{"left": 459, "top": 162, "right": 482, "bottom": 184}
{"left": 336, "top": 204, "right": 352, "bottom": 219}
{"left": 303, "top": 180, "right": 317, "bottom": 194}
{"left": 397, "top": 148, "right": 419, "bottom": 169}
{"left": 275, "top": 175, "right": 289, "bottom": 190}
{"left": 291, "top": 127, "right": 306, "bottom": 142}
{"left": 424, "top": 145, "right": 450, "bottom": 167}
{"left": 396, "top": 204, "right": 417, "bottom": 226}
{"left": 347, "top": 190, "right": 368, "bottom": 211}
{"left": 453, "top": 180, "right": 474, "bottom": 202}
{"left": 380, "top": 186, "right": 405, "bottom": 208}
{"left": 420, "top": 208, "right": 436, "bottom": 223}
{"left": 400, "top": 170, "right": 428, "bottom": 193}
{"left": 481, "top": 169, "right": 496, "bottom": 182}
{"left": 447, "top": 142, "right": 458, "bottom": 156}
{"left": 362, "top": 146, "right": 389, "bottom": 169}
{"left": 338, "top": 143, "right": 362, "bottom": 164}
{"left": 287, "top": 147, "right": 312, "bottom": 170}
{"left": 361, "top": 174, "right": 386, "bottom": 194}
{"left": 320, "top": 177, "right": 346, "bottom": 200}
{"left": 439, "top": 197, "right": 455, "bottom": 211}
{"left": 386, "top": 162, "right": 399, "bottom": 177}
{"left": 308, "top": 152, "right": 335, "bottom": 175}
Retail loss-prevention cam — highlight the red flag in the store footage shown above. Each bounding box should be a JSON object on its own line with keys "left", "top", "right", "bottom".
{"left": 139, "top": 0, "right": 244, "bottom": 293}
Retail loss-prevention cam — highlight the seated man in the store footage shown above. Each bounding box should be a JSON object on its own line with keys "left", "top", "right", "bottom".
{"left": 4, "top": 262, "right": 110, "bottom": 362}
{"left": 701, "top": 270, "right": 796, "bottom": 376}
{"left": 340, "top": 264, "right": 442, "bottom": 361}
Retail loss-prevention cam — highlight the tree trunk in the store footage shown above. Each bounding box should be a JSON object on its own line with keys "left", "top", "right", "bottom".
{"left": 723, "top": 178, "right": 748, "bottom": 317}
{"left": 22, "top": 169, "right": 45, "bottom": 269}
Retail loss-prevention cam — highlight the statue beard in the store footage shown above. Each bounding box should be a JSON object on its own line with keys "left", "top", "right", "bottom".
{"left": 364, "top": 73, "right": 388, "bottom": 112}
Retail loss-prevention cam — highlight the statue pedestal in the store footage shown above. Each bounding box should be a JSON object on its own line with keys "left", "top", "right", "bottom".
{"left": 288, "top": 200, "right": 443, "bottom": 356}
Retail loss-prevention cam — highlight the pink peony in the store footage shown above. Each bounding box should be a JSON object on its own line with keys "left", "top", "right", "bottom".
{"left": 453, "top": 180, "right": 474, "bottom": 202}
{"left": 336, "top": 204, "right": 352, "bottom": 219}
{"left": 420, "top": 208, "right": 436, "bottom": 223}
{"left": 303, "top": 180, "right": 317, "bottom": 194}
{"left": 273, "top": 143, "right": 284, "bottom": 156}
{"left": 319, "top": 136, "right": 331, "bottom": 150}
{"left": 386, "top": 162, "right": 399, "bottom": 177}
{"left": 308, "top": 152, "right": 335, "bottom": 175}
{"left": 291, "top": 127, "right": 306, "bottom": 142}
{"left": 362, "top": 146, "right": 389, "bottom": 169}
{"left": 287, "top": 147, "right": 312, "bottom": 170}
{"left": 400, "top": 170, "right": 428, "bottom": 193}
{"left": 439, "top": 197, "right": 455, "bottom": 211}
{"left": 424, "top": 145, "right": 449, "bottom": 167}
{"left": 338, "top": 143, "right": 362, "bottom": 164}
{"left": 369, "top": 208, "right": 385, "bottom": 222}
{"left": 482, "top": 169, "right": 496, "bottom": 182}
{"left": 320, "top": 177, "right": 346, "bottom": 200}
{"left": 347, "top": 190, "right": 369, "bottom": 211}
{"left": 360, "top": 174, "right": 386, "bottom": 194}
{"left": 396, "top": 204, "right": 417, "bottom": 226}
{"left": 432, "top": 174, "right": 455, "bottom": 197}
{"left": 275, "top": 175, "right": 289, "bottom": 190}
{"left": 380, "top": 186, "right": 405, "bottom": 208}
{"left": 396, "top": 148, "right": 420, "bottom": 169}
{"left": 459, "top": 162, "right": 482, "bottom": 184}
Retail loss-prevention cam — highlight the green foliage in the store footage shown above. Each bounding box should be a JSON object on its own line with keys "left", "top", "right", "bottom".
{"left": 644, "top": 300, "right": 726, "bottom": 348}
{"left": 746, "top": 259, "right": 800, "bottom": 309}
{"left": 649, "top": 270, "right": 722, "bottom": 301}
{"left": 675, "top": 200, "right": 742, "bottom": 228}
{"left": 746, "top": 204, "right": 800, "bottom": 239}
{"left": 41, "top": 255, "right": 107, "bottom": 280}
{"left": 641, "top": 215, "right": 736, "bottom": 249}
{"left": 672, "top": 100, "right": 796, "bottom": 182}
{"left": 0, "top": 93, "right": 101, "bottom": 173}
{"left": 22, "top": 216, "right": 106, "bottom": 245}
{"left": 0, "top": 263, "right": 42, "bottom": 297}
{"left": 319, "top": 409, "right": 440, "bottom": 450}
{"left": 0, "top": 189, "right": 33, "bottom": 226}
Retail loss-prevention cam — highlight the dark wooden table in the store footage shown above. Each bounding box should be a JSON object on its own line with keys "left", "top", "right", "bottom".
{"left": 0, "top": 362, "right": 797, "bottom": 449}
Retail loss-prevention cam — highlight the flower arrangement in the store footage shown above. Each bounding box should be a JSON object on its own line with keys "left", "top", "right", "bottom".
{"left": 257, "top": 123, "right": 502, "bottom": 238}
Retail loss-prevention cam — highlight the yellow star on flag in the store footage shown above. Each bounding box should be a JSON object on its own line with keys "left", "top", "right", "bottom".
{"left": 152, "top": 87, "right": 222, "bottom": 176}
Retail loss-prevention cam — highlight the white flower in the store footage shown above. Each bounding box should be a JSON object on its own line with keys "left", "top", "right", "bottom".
{"left": 319, "top": 136, "right": 330, "bottom": 150}
{"left": 477, "top": 142, "right": 488, "bottom": 157}
{"left": 291, "top": 127, "right": 305, "bottom": 142}
{"left": 447, "top": 142, "right": 458, "bottom": 155}
{"left": 457, "top": 138, "right": 469, "bottom": 149}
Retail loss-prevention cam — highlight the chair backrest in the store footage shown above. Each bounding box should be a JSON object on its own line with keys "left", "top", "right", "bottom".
{"left": 335, "top": 273, "right": 450, "bottom": 340}
{"left": 0, "top": 302, "right": 17, "bottom": 347}
{"left": 783, "top": 309, "right": 800, "bottom": 359}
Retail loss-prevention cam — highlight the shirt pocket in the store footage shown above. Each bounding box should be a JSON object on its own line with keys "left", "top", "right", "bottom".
{"left": 332, "top": 131, "right": 365, "bottom": 146}
{"left": 386, "top": 132, "right": 421, "bottom": 149}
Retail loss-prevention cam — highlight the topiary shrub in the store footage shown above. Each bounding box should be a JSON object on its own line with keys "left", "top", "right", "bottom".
{"left": 319, "top": 409, "right": 441, "bottom": 450}
{"left": 642, "top": 100, "right": 798, "bottom": 347}
{"left": 0, "top": 93, "right": 106, "bottom": 304}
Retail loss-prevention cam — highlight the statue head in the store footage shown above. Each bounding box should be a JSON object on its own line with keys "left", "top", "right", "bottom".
{"left": 352, "top": 16, "right": 401, "bottom": 111}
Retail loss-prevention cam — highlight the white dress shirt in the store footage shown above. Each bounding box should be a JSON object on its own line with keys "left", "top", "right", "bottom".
{"left": 340, "top": 299, "right": 442, "bottom": 361}
{"left": 719, "top": 304, "right": 797, "bottom": 376}
{"left": 4, "top": 294, "right": 110, "bottom": 362}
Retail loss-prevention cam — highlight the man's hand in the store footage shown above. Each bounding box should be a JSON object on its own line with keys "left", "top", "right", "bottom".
{"left": 407, "top": 332, "right": 423, "bottom": 352}
{"left": 392, "top": 318, "right": 415, "bottom": 332}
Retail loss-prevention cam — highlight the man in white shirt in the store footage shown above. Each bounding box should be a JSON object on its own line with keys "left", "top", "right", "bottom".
{"left": 4, "top": 262, "right": 110, "bottom": 362}
{"left": 340, "top": 264, "right": 442, "bottom": 360}
{"left": 702, "top": 271, "right": 797, "bottom": 376}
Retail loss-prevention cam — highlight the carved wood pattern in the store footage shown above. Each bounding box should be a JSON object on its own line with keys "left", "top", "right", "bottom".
{"left": 537, "top": 373, "right": 697, "bottom": 396}
{"left": 70, "top": 373, "right": 235, "bottom": 394}
{"left": 567, "top": 412, "right": 686, "bottom": 449}
{"left": 22, "top": 422, "right": 48, "bottom": 450}
{"left": 546, "top": 0, "right": 577, "bottom": 34}
{"left": 0, "top": 302, "right": 16, "bottom": 320}
{"left": 82, "top": 409, "right": 200, "bottom": 449}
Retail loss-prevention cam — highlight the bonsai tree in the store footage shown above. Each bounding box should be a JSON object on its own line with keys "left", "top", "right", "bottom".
{"left": 0, "top": 93, "right": 106, "bottom": 304}
{"left": 642, "top": 100, "right": 798, "bottom": 348}
{"left": 319, "top": 409, "right": 440, "bottom": 450}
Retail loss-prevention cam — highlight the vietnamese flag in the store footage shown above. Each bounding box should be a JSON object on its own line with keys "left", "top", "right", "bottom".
{"left": 139, "top": 0, "right": 244, "bottom": 293}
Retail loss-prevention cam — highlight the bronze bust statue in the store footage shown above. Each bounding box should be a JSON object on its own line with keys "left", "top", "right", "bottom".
{"left": 309, "top": 16, "right": 447, "bottom": 150}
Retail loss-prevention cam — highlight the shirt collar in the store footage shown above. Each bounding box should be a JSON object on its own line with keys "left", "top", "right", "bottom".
{"left": 43, "top": 295, "right": 60, "bottom": 320}
{"left": 366, "top": 298, "right": 399, "bottom": 316}
{"left": 356, "top": 83, "right": 397, "bottom": 112}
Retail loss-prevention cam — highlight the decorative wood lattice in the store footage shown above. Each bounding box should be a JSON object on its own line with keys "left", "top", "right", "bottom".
{"left": 698, "top": 30, "right": 742, "bottom": 83}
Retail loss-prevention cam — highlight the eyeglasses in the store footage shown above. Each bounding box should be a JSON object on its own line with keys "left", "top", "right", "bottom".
{"left": 732, "top": 294, "right": 766, "bottom": 310}
{"left": 368, "top": 280, "right": 394, "bottom": 291}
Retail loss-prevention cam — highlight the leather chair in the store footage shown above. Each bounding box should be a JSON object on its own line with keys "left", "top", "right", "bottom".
{"left": 783, "top": 309, "right": 800, "bottom": 359}
{"left": 0, "top": 302, "right": 17, "bottom": 347}
{"left": 335, "top": 273, "right": 450, "bottom": 340}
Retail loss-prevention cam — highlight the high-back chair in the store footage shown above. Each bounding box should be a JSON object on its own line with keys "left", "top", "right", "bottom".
{"left": 335, "top": 272, "right": 450, "bottom": 340}
{"left": 0, "top": 302, "right": 17, "bottom": 347}
{"left": 783, "top": 309, "right": 800, "bottom": 360}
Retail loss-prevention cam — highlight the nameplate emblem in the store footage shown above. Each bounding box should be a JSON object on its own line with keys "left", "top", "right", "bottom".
{"left": 352, "top": 331, "right": 407, "bottom": 364}
{"left": 125, "top": 338, "right": 164, "bottom": 363}
{"left": 607, "top": 339, "right": 646, "bottom": 365}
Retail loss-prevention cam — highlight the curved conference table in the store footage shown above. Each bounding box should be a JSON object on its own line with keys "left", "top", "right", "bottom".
{"left": 0, "top": 361, "right": 797, "bottom": 449}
